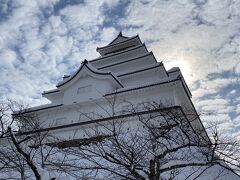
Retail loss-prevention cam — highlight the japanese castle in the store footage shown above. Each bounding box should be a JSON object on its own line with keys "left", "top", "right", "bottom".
{"left": 18, "top": 32, "right": 207, "bottom": 140}
{"left": 15, "top": 33, "right": 239, "bottom": 179}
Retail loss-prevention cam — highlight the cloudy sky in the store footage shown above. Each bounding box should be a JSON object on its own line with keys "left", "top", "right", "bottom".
{"left": 0, "top": 0, "right": 239, "bottom": 137}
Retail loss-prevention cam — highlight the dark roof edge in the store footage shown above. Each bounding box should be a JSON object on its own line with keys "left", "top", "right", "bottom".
{"left": 107, "top": 32, "right": 123, "bottom": 45}
{"left": 151, "top": 51, "right": 158, "bottom": 63}
{"left": 42, "top": 89, "right": 60, "bottom": 95}
{"left": 13, "top": 104, "right": 63, "bottom": 115}
{"left": 179, "top": 80, "right": 210, "bottom": 142}
{"left": 57, "top": 61, "right": 85, "bottom": 87}
{"left": 179, "top": 75, "right": 192, "bottom": 97}
{"left": 96, "top": 35, "right": 139, "bottom": 50}
{"left": 90, "top": 43, "right": 147, "bottom": 63}
{"left": 118, "top": 63, "right": 163, "bottom": 77}
{"left": 98, "top": 52, "right": 154, "bottom": 70}
{"left": 107, "top": 32, "right": 130, "bottom": 45}
{"left": 57, "top": 60, "right": 123, "bottom": 88}
{"left": 18, "top": 106, "right": 182, "bottom": 135}
{"left": 161, "top": 62, "right": 169, "bottom": 77}
{"left": 168, "top": 69, "right": 180, "bottom": 74}
{"left": 85, "top": 63, "right": 124, "bottom": 88}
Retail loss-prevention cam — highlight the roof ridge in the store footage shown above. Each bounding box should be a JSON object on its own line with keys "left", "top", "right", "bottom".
{"left": 107, "top": 32, "right": 129, "bottom": 46}
{"left": 117, "top": 62, "right": 163, "bottom": 77}
{"left": 57, "top": 60, "right": 123, "bottom": 88}
{"left": 96, "top": 35, "right": 139, "bottom": 50}
{"left": 90, "top": 43, "right": 146, "bottom": 63}
{"left": 98, "top": 52, "right": 153, "bottom": 70}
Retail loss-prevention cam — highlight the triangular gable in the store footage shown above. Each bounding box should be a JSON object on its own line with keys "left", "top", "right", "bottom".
{"left": 96, "top": 34, "right": 142, "bottom": 56}
{"left": 56, "top": 60, "right": 123, "bottom": 89}
{"left": 108, "top": 32, "right": 129, "bottom": 45}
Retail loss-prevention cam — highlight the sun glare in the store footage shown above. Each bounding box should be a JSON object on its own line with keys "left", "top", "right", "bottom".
{"left": 163, "top": 56, "right": 194, "bottom": 85}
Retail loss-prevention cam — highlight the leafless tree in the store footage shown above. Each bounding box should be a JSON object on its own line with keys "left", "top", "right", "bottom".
{"left": 0, "top": 100, "right": 57, "bottom": 180}
{"left": 0, "top": 100, "right": 239, "bottom": 180}
{"left": 46, "top": 101, "right": 240, "bottom": 180}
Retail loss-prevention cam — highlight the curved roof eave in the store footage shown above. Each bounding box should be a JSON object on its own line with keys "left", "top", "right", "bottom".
{"left": 107, "top": 32, "right": 129, "bottom": 46}
{"left": 42, "top": 89, "right": 60, "bottom": 95}
{"left": 96, "top": 35, "right": 141, "bottom": 51}
{"left": 56, "top": 60, "right": 124, "bottom": 88}
{"left": 90, "top": 43, "right": 147, "bottom": 63}
{"left": 117, "top": 62, "right": 163, "bottom": 77}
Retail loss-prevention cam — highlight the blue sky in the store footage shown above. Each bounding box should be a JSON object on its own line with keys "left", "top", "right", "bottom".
{"left": 0, "top": 0, "right": 239, "bottom": 137}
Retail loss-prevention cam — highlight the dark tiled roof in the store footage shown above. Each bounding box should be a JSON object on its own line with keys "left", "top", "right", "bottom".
{"left": 90, "top": 43, "right": 147, "bottom": 63}
{"left": 118, "top": 63, "right": 163, "bottom": 77}
{"left": 98, "top": 52, "right": 155, "bottom": 70}
{"left": 42, "top": 89, "right": 60, "bottom": 95}
{"left": 96, "top": 35, "right": 140, "bottom": 50}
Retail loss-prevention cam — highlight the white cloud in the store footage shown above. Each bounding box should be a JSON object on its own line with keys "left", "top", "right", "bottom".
{"left": 115, "top": 0, "right": 240, "bottom": 137}
{"left": 118, "top": 0, "right": 240, "bottom": 82}
{"left": 197, "top": 98, "right": 234, "bottom": 114}
{"left": 0, "top": 0, "right": 123, "bottom": 106}
{"left": 0, "top": 49, "right": 17, "bottom": 69}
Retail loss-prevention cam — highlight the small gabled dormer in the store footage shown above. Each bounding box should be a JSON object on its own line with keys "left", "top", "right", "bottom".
{"left": 43, "top": 60, "right": 123, "bottom": 105}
